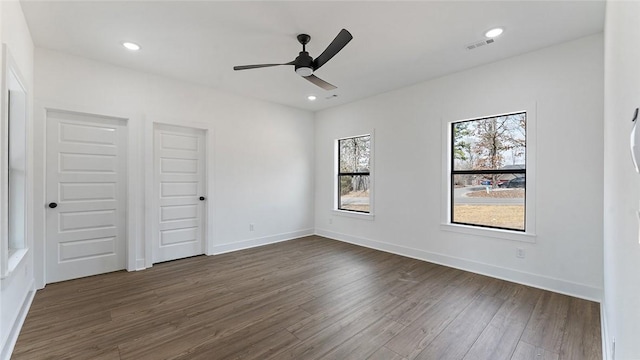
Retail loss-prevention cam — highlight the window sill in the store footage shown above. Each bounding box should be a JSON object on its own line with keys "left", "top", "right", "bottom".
{"left": 2, "top": 248, "right": 28, "bottom": 279}
{"left": 332, "top": 209, "right": 375, "bottom": 221}
{"left": 440, "top": 223, "right": 535, "bottom": 243}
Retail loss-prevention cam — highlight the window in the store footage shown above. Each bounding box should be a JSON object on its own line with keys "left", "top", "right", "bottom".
{"left": 337, "top": 134, "right": 371, "bottom": 213}
{"left": 8, "top": 77, "right": 27, "bottom": 255}
{"left": 1, "top": 46, "right": 28, "bottom": 277}
{"left": 450, "top": 112, "right": 526, "bottom": 231}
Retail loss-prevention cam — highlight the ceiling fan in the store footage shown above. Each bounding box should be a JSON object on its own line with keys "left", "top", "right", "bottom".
{"left": 233, "top": 29, "right": 353, "bottom": 91}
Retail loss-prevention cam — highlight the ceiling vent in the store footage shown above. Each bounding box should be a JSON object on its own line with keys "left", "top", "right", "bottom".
{"left": 466, "top": 38, "right": 495, "bottom": 51}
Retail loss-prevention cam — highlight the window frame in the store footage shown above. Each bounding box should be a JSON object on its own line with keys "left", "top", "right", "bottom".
{"left": 333, "top": 132, "right": 374, "bottom": 219}
{"left": 450, "top": 112, "right": 527, "bottom": 232}
{"left": 441, "top": 108, "right": 536, "bottom": 243}
{"left": 1, "top": 45, "right": 29, "bottom": 278}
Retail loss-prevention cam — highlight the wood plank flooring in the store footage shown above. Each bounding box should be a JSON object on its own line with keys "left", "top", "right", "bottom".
{"left": 12, "top": 236, "right": 601, "bottom": 360}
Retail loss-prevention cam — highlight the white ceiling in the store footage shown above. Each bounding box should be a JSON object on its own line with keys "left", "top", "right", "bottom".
{"left": 20, "top": 1, "right": 605, "bottom": 111}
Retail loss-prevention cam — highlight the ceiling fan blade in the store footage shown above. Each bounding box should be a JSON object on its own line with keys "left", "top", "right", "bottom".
{"left": 313, "top": 29, "right": 353, "bottom": 71}
{"left": 304, "top": 74, "right": 337, "bottom": 90}
{"left": 233, "top": 61, "right": 294, "bottom": 71}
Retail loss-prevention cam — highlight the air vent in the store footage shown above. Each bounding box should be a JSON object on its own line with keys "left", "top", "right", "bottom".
{"left": 466, "top": 38, "right": 495, "bottom": 51}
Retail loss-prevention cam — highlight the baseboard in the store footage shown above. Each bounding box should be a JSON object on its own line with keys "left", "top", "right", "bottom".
{"left": 211, "top": 228, "right": 315, "bottom": 255}
{"left": 1, "top": 280, "right": 35, "bottom": 360}
{"left": 315, "top": 228, "right": 603, "bottom": 302}
{"left": 135, "top": 258, "right": 146, "bottom": 271}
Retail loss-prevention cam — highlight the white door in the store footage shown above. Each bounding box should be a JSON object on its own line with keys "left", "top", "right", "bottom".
{"left": 46, "top": 110, "right": 127, "bottom": 283}
{"left": 153, "top": 124, "right": 206, "bottom": 263}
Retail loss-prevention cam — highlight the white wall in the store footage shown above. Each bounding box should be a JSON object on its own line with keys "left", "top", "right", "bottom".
{"left": 0, "top": 1, "right": 34, "bottom": 359}
{"left": 315, "top": 34, "right": 604, "bottom": 301}
{"left": 33, "top": 48, "right": 315, "bottom": 281}
{"left": 603, "top": 1, "right": 640, "bottom": 359}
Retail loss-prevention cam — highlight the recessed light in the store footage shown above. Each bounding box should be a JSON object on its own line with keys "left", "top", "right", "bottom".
{"left": 307, "top": 95, "right": 317, "bottom": 101}
{"left": 485, "top": 28, "right": 504, "bottom": 38}
{"left": 122, "top": 42, "right": 141, "bottom": 51}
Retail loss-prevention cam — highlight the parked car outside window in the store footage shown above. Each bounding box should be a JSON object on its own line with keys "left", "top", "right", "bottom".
{"left": 506, "top": 177, "right": 525, "bottom": 188}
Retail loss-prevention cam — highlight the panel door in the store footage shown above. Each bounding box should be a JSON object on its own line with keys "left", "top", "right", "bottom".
{"left": 46, "top": 110, "right": 127, "bottom": 283}
{"left": 154, "top": 124, "right": 206, "bottom": 263}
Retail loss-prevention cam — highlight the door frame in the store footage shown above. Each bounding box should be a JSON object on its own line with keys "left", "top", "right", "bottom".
{"left": 144, "top": 118, "right": 214, "bottom": 268}
{"left": 34, "top": 101, "right": 143, "bottom": 288}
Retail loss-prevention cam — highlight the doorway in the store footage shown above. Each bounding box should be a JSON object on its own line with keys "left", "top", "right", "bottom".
{"left": 153, "top": 124, "right": 206, "bottom": 263}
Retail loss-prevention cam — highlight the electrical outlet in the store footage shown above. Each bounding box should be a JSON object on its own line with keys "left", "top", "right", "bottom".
{"left": 329, "top": 218, "right": 333, "bottom": 225}
{"left": 249, "top": 223, "right": 254, "bottom": 231}
{"left": 516, "top": 248, "right": 525, "bottom": 259}
{"left": 612, "top": 337, "right": 616, "bottom": 359}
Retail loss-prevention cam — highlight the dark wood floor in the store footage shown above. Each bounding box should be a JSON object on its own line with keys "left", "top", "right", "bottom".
{"left": 13, "top": 236, "right": 601, "bottom": 360}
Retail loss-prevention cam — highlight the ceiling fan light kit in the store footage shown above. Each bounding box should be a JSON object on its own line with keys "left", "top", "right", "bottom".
{"left": 295, "top": 66, "right": 313, "bottom": 77}
{"left": 233, "top": 29, "right": 353, "bottom": 91}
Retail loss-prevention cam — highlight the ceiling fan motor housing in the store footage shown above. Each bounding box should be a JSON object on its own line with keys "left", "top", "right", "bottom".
{"left": 294, "top": 51, "right": 314, "bottom": 77}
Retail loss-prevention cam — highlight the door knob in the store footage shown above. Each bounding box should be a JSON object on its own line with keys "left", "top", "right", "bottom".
{"left": 199, "top": 196, "right": 206, "bottom": 201}
{"left": 48, "top": 202, "right": 58, "bottom": 209}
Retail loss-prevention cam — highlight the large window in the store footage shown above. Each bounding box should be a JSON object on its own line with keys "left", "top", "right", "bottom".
{"left": 1, "top": 46, "right": 28, "bottom": 277}
{"left": 337, "top": 134, "right": 370, "bottom": 213}
{"left": 451, "top": 112, "right": 526, "bottom": 231}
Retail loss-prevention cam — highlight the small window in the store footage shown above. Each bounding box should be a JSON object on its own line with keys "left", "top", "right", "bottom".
{"left": 451, "top": 112, "right": 526, "bottom": 231}
{"left": 337, "top": 135, "right": 371, "bottom": 213}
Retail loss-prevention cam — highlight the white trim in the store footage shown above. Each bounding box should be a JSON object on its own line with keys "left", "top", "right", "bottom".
{"left": 33, "top": 104, "right": 45, "bottom": 289}
{"left": 127, "top": 115, "right": 144, "bottom": 272}
{"left": 440, "top": 223, "right": 535, "bottom": 243}
{"left": 205, "top": 126, "right": 215, "bottom": 257}
{"left": 0, "top": 280, "right": 35, "bottom": 360}
{"left": 331, "top": 209, "right": 375, "bottom": 221}
{"left": 0, "top": 45, "right": 8, "bottom": 278}
{"left": 441, "top": 104, "right": 537, "bottom": 241}
{"left": 315, "top": 228, "right": 602, "bottom": 302}
{"left": 33, "top": 101, "right": 143, "bottom": 287}
{"left": 144, "top": 117, "right": 215, "bottom": 266}
{"left": 212, "top": 229, "right": 314, "bottom": 255}
{"left": 144, "top": 118, "right": 153, "bottom": 268}
{"left": 1, "top": 45, "right": 29, "bottom": 279}
{"left": 135, "top": 258, "right": 146, "bottom": 271}
{"left": 6, "top": 248, "right": 28, "bottom": 272}
{"left": 336, "top": 132, "right": 372, "bottom": 141}
{"left": 601, "top": 302, "right": 611, "bottom": 360}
